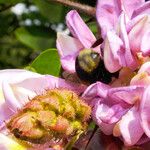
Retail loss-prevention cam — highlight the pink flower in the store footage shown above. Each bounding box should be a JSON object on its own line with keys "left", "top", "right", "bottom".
{"left": 96, "top": 0, "right": 150, "bottom": 73}
{"left": 56, "top": 10, "right": 100, "bottom": 73}
{"left": 83, "top": 62, "right": 150, "bottom": 146}
{"left": 0, "top": 69, "right": 86, "bottom": 149}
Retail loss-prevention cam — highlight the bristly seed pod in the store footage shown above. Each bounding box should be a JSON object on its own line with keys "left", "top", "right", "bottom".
{"left": 7, "top": 88, "right": 91, "bottom": 145}
{"left": 75, "top": 49, "right": 119, "bottom": 84}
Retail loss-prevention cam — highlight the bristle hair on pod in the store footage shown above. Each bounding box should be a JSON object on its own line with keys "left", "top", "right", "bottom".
{"left": 7, "top": 88, "right": 91, "bottom": 147}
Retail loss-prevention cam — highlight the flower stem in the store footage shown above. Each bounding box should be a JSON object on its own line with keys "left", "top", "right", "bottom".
{"left": 49, "top": 0, "right": 96, "bottom": 16}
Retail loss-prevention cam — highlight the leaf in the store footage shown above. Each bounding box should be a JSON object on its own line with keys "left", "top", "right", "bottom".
{"left": 30, "top": 49, "right": 61, "bottom": 76}
{"left": 15, "top": 26, "right": 56, "bottom": 51}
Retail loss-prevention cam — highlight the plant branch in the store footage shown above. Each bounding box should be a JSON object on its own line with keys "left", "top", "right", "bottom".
{"left": 0, "top": 4, "right": 13, "bottom": 12}
{"left": 49, "top": 0, "right": 96, "bottom": 16}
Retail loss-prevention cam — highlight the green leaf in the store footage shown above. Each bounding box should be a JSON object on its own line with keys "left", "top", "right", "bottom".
{"left": 30, "top": 49, "right": 61, "bottom": 76}
{"left": 15, "top": 26, "right": 56, "bottom": 51}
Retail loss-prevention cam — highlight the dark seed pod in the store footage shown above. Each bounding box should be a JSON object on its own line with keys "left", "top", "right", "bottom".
{"left": 75, "top": 49, "right": 119, "bottom": 84}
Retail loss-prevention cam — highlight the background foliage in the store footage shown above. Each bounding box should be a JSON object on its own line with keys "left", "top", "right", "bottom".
{"left": 0, "top": 0, "right": 96, "bottom": 75}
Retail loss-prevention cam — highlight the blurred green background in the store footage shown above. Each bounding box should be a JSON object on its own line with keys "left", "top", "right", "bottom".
{"left": 0, "top": 0, "right": 96, "bottom": 69}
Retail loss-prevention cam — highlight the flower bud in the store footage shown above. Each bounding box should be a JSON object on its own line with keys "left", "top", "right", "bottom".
{"left": 7, "top": 88, "right": 91, "bottom": 146}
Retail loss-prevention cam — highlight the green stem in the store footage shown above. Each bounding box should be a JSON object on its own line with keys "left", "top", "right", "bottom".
{"left": 65, "top": 131, "right": 83, "bottom": 150}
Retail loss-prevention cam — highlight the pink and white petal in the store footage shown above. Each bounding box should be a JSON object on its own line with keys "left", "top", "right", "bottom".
{"left": 119, "top": 13, "right": 138, "bottom": 70}
{"left": 138, "top": 61, "right": 150, "bottom": 75}
{"left": 104, "top": 31, "right": 122, "bottom": 73}
{"left": 108, "top": 86, "right": 144, "bottom": 105}
{"left": 13, "top": 75, "right": 86, "bottom": 101}
{"left": 127, "top": 14, "right": 146, "bottom": 33}
{"left": 121, "top": 0, "right": 144, "bottom": 19}
{"left": 114, "top": 106, "right": 144, "bottom": 146}
{"left": 141, "top": 30, "right": 150, "bottom": 56}
{"left": 2, "top": 80, "right": 37, "bottom": 113}
{"left": 56, "top": 33, "right": 83, "bottom": 73}
{"left": 128, "top": 15, "right": 150, "bottom": 53}
{"left": 0, "top": 133, "right": 27, "bottom": 150}
{"left": 97, "top": 103, "right": 129, "bottom": 124}
{"left": 92, "top": 100, "right": 115, "bottom": 135}
{"left": 0, "top": 69, "right": 41, "bottom": 85}
{"left": 130, "top": 72, "right": 150, "bottom": 86}
{"left": 82, "top": 82, "right": 110, "bottom": 105}
{"left": 45, "top": 75, "right": 87, "bottom": 95}
{"left": 132, "top": 1, "right": 150, "bottom": 18}
{"left": 61, "top": 56, "right": 76, "bottom": 74}
{"left": 140, "top": 86, "right": 150, "bottom": 138}
{"left": 96, "top": 0, "right": 121, "bottom": 38}
{"left": 0, "top": 69, "right": 40, "bottom": 122}
{"left": 66, "top": 10, "right": 96, "bottom": 48}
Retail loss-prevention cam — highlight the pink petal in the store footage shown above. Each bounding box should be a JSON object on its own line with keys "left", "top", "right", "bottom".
{"left": 97, "top": 103, "right": 129, "bottom": 124}
{"left": 140, "top": 85, "right": 150, "bottom": 138}
{"left": 130, "top": 72, "right": 150, "bottom": 86}
{"left": 128, "top": 15, "right": 150, "bottom": 54}
{"left": 92, "top": 100, "right": 115, "bottom": 135}
{"left": 132, "top": 1, "right": 150, "bottom": 18}
{"left": 126, "top": 14, "right": 146, "bottom": 33}
{"left": 119, "top": 13, "right": 138, "bottom": 70}
{"left": 56, "top": 33, "right": 83, "bottom": 73}
{"left": 138, "top": 61, "right": 150, "bottom": 75}
{"left": 93, "top": 86, "right": 144, "bottom": 124}
{"left": 0, "top": 133, "right": 27, "bottom": 149}
{"left": 121, "top": 0, "right": 144, "bottom": 19}
{"left": 66, "top": 10, "right": 96, "bottom": 48}
{"left": 115, "top": 106, "right": 144, "bottom": 146}
{"left": 0, "top": 69, "right": 40, "bottom": 122}
{"left": 0, "top": 69, "right": 41, "bottom": 85}
{"left": 108, "top": 86, "right": 144, "bottom": 105}
{"left": 104, "top": 31, "right": 122, "bottom": 73}
{"left": 82, "top": 82, "right": 110, "bottom": 106}
{"left": 96, "top": 0, "right": 121, "bottom": 38}
{"left": 141, "top": 30, "right": 150, "bottom": 56}
{"left": 2, "top": 82, "right": 23, "bottom": 112}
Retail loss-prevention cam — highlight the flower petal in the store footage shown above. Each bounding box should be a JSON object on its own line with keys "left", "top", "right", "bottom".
{"left": 92, "top": 100, "right": 115, "bottom": 135}
{"left": 0, "top": 69, "right": 41, "bottom": 86}
{"left": 140, "top": 85, "right": 150, "bottom": 138}
{"left": 97, "top": 103, "right": 129, "bottom": 124}
{"left": 119, "top": 13, "right": 138, "bottom": 70}
{"left": 66, "top": 10, "right": 96, "bottom": 48}
{"left": 108, "top": 86, "right": 144, "bottom": 105}
{"left": 132, "top": 1, "right": 150, "bottom": 18}
{"left": 104, "top": 31, "right": 122, "bottom": 73}
{"left": 56, "top": 33, "right": 83, "bottom": 73}
{"left": 130, "top": 72, "right": 150, "bottom": 86}
{"left": 128, "top": 15, "right": 150, "bottom": 54}
{"left": 96, "top": 0, "right": 121, "bottom": 37}
{"left": 0, "top": 69, "right": 40, "bottom": 122}
{"left": 0, "top": 133, "right": 26, "bottom": 150}
{"left": 121, "top": 0, "right": 144, "bottom": 18}
{"left": 138, "top": 61, "right": 150, "bottom": 75}
{"left": 141, "top": 30, "right": 150, "bottom": 56}
{"left": 82, "top": 82, "right": 110, "bottom": 106}
{"left": 114, "top": 106, "right": 144, "bottom": 146}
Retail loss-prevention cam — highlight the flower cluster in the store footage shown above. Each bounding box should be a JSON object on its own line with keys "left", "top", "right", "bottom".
{"left": 56, "top": 0, "right": 150, "bottom": 147}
